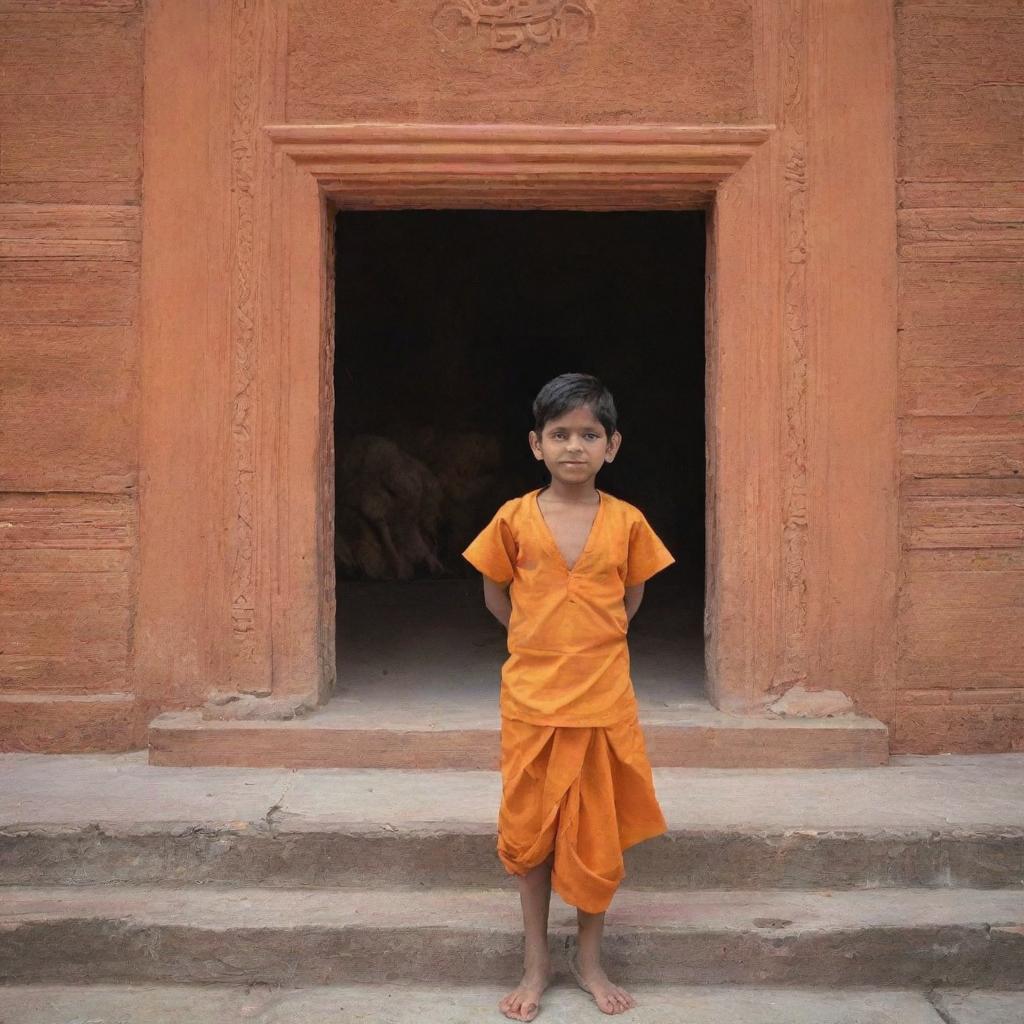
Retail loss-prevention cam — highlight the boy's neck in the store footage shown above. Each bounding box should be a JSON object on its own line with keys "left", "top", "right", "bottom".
{"left": 540, "top": 479, "right": 601, "bottom": 503}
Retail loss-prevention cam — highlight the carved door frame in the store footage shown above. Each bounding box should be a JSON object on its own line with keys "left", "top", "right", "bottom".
{"left": 258, "top": 123, "right": 778, "bottom": 713}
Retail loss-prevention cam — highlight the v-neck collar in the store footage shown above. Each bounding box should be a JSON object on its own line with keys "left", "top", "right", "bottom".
{"left": 532, "top": 486, "right": 604, "bottom": 574}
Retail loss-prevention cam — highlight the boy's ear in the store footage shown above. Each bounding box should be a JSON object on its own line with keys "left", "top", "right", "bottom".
{"left": 528, "top": 429, "right": 542, "bottom": 457}
{"left": 602, "top": 428, "right": 618, "bottom": 464}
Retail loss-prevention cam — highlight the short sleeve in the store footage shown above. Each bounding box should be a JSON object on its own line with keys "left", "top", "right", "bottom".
{"left": 624, "top": 512, "right": 675, "bottom": 587}
{"left": 462, "top": 504, "right": 517, "bottom": 584}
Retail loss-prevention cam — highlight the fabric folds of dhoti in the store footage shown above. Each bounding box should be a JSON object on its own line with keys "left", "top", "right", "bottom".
{"left": 497, "top": 713, "right": 668, "bottom": 914}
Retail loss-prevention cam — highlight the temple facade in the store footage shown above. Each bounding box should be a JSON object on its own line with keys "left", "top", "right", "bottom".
{"left": 1, "top": 0, "right": 1021, "bottom": 758}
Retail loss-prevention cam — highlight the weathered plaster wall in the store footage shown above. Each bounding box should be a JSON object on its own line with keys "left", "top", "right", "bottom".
{"left": 0, "top": 0, "right": 144, "bottom": 750}
{"left": 893, "top": 0, "right": 1024, "bottom": 752}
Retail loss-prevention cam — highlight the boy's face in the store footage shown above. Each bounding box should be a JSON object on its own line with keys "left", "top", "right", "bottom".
{"left": 529, "top": 405, "right": 621, "bottom": 487}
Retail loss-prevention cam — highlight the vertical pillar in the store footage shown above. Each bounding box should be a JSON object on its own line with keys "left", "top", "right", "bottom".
{"left": 135, "top": 0, "right": 232, "bottom": 712}
{"left": 804, "top": 0, "right": 899, "bottom": 720}
{"left": 706, "top": 140, "right": 788, "bottom": 714}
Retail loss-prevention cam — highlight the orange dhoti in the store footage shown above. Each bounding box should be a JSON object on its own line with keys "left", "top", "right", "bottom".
{"left": 497, "top": 713, "right": 668, "bottom": 914}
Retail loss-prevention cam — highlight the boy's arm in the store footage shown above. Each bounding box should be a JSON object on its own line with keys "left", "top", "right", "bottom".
{"left": 482, "top": 575, "right": 512, "bottom": 629}
{"left": 624, "top": 582, "right": 645, "bottom": 624}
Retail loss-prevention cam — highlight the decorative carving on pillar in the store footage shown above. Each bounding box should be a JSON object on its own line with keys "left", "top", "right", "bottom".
{"left": 319, "top": 203, "right": 337, "bottom": 700}
{"left": 778, "top": 0, "right": 810, "bottom": 693}
{"left": 228, "top": 0, "right": 260, "bottom": 682}
{"left": 433, "top": 0, "right": 596, "bottom": 52}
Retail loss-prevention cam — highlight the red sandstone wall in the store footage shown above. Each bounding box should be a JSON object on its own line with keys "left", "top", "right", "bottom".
{"left": 0, "top": 0, "right": 144, "bottom": 750}
{"left": 893, "top": 0, "right": 1024, "bottom": 752}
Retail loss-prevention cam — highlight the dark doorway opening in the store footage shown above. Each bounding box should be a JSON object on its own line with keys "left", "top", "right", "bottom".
{"left": 332, "top": 209, "right": 706, "bottom": 714}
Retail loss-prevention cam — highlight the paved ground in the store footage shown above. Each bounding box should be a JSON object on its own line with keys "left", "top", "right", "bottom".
{"left": 0, "top": 982, "right": 1019, "bottom": 1023}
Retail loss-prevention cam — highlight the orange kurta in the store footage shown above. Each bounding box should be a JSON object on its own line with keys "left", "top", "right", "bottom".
{"left": 462, "top": 487, "right": 674, "bottom": 912}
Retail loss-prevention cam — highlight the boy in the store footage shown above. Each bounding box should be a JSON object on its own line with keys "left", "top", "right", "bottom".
{"left": 462, "top": 372, "right": 675, "bottom": 1020}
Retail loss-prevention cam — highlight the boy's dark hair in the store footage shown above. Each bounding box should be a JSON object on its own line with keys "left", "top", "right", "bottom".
{"left": 532, "top": 373, "right": 617, "bottom": 439}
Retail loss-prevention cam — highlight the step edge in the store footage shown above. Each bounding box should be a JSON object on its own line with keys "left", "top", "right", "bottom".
{"left": 4, "top": 820, "right": 1024, "bottom": 838}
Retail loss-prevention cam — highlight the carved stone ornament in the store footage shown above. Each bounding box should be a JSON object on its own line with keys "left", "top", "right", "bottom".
{"left": 433, "top": 0, "right": 596, "bottom": 52}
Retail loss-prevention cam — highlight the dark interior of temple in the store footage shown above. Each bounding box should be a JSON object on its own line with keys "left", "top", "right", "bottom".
{"left": 332, "top": 209, "right": 708, "bottom": 712}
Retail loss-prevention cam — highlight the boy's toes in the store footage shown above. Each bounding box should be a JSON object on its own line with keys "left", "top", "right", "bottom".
{"left": 611, "top": 992, "right": 631, "bottom": 1014}
{"left": 510, "top": 1000, "right": 528, "bottom": 1021}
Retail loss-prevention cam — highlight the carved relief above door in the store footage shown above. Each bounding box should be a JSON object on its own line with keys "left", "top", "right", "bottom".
{"left": 433, "top": 0, "right": 596, "bottom": 51}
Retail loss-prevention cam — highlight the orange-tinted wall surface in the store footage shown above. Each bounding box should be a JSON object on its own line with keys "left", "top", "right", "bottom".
{"left": 893, "top": 1, "right": 1023, "bottom": 752}
{"left": 0, "top": 0, "right": 1019, "bottom": 753}
{"left": 0, "top": 0, "right": 143, "bottom": 749}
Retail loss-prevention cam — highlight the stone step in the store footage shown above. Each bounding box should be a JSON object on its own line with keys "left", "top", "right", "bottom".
{"left": 5, "top": 752, "right": 1024, "bottom": 891}
{"left": 147, "top": 695, "right": 890, "bottom": 770}
{"left": 2, "top": 885, "right": 1023, "bottom": 989}
{"left": 2, "top": 982, "right": 1014, "bottom": 1023}
{"left": 4, "top": 818, "right": 1023, "bottom": 892}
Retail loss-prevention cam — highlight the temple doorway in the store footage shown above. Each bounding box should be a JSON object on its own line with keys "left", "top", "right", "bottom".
{"left": 332, "top": 209, "right": 707, "bottom": 719}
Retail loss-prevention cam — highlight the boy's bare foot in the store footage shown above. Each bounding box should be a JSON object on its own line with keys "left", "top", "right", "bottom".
{"left": 499, "top": 961, "right": 552, "bottom": 1021}
{"left": 570, "top": 954, "right": 637, "bottom": 1015}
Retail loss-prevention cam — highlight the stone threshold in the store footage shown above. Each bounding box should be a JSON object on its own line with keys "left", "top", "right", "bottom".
{"left": 148, "top": 695, "right": 890, "bottom": 769}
